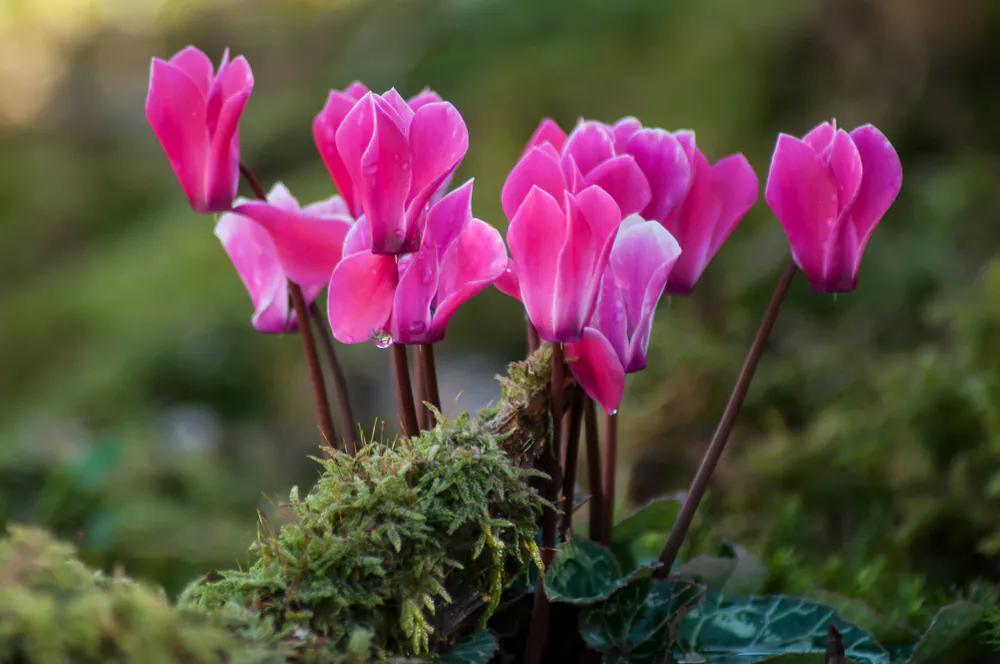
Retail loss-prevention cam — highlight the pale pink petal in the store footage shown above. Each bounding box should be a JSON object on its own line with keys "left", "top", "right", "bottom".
{"left": 507, "top": 187, "right": 566, "bottom": 341}
{"left": 764, "top": 133, "right": 839, "bottom": 289}
{"left": 625, "top": 128, "right": 692, "bottom": 223}
{"left": 612, "top": 117, "right": 642, "bottom": 152}
{"left": 408, "top": 87, "right": 443, "bottom": 111}
{"left": 566, "top": 328, "right": 626, "bottom": 415}
{"left": 584, "top": 154, "right": 652, "bottom": 216}
{"left": 392, "top": 242, "right": 439, "bottom": 344}
{"left": 562, "top": 121, "right": 615, "bottom": 176}
{"left": 168, "top": 46, "right": 213, "bottom": 97}
{"left": 662, "top": 151, "right": 721, "bottom": 294}
{"left": 314, "top": 90, "right": 364, "bottom": 216}
{"left": 707, "top": 154, "right": 758, "bottom": 259}
{"left": 336, "top": 93, "right": 412, "bottom": 254}
{"left": 846, "top": 124, "right": 902, "bottom": 275}
{"left": 215, "top": 212, "right": 293, "bottom": 334}
{"left": 803, "top": 121, "right": 836, "bottom": 155}
{"left": 264, "top": 182, "right": 301, "bottom": 212}
{"left": 303, "top": 195, "right": 351, "bottom": 218}
{"left": 327, "top": 252, "right": 397, "bottom": 344}
{"left": 146, "top": 58, "right": 212, "bottom": 211}
{"left": 425, "top": 179, "right": 474, "bottom": 249}
{"left": 431, "top": 219, "right": 508, "bottom": 341}
{"left": 523, "top": 118, "right": 568, "bottom": 157}
{"left": 552, "top": 194, "right": 597, "bottom": 342}
{"left": 500, "top": 145, "right": 567, "bottom": 220}
{"left": 233, "top": 200, "right": 351, "bottom": 287}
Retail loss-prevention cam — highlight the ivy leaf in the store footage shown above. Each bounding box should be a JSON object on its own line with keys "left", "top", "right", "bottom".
{"left": 673, "top": 542, "right": 765, "bottom": 596}
{"left": 906, "top": 601, "right": 984, "bottom": 664}
{"left": 440, "top": 630, "right": 499, "bottom": 664}
{"left": 674, "top": 591, "right": 890, "bottom": 664}
{"left": 610, "top": 497, "right": 682, "bottom": 570}
{"left": 806, "top": 590, "right": 916, "bottom": 646}
{"left": 579, "top": 579, "right": 705, "bottom": 664}
{"left": 545, "top": 539, "right": 660, "bottom": 605}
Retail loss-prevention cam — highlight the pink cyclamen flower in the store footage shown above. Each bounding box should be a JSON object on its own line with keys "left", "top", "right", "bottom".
{"left": 503, "top": 118, "right": 757, "bottom": 294}
{"left": 146, "top": 46, "right": 253, "bottom": 213}
{"left": 313, "top": 84, "right": 468, "bottom": 256}
{"left": 566, "top": 217, "right": 681, "bottom": 414}
{"left": 765, "top": 121, "right": 902, "bottom": 292}
{"left": 327, "top": 179, "right": 507, "bottom": 345}
{"left": 215, "top": 183, "right": 347, "bottom": 332}
{"left": 499, "top": 185, "right": 622, "bottom": 343}
{"left": 232, "top": 184, "right": 354, "bottom": 289}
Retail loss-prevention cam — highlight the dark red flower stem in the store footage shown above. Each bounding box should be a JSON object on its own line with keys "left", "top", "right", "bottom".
{"left": 656, "top": 260, "right": 797, "bottom": 575}
{"left": 414, "top": 349, "right": 429, "bottom": 431}
{"left": 526, "top": 315, "right": 540, "bottom": 356}
{"left": 524, "top": 342, "right": 567, "bottom": 664}
{"left": 585, "top": 398, "right": 603, "bottom": 542}
{"left": 601, "top": 412, "right": 618, "bottom": 546}
{"left": 419, "top": 344, "right": 441, "bottom": 416}
{"left": 240, "top": 162, "right": 337, "bottom": 449}
{"left": 310, "top": 304, "right": 358, "bottom": 454}
{"left": 559, "top": 388, "right": 586, "bottom": 540}
{"left": 392, "top": 344, "right": 420, "bottom": 438}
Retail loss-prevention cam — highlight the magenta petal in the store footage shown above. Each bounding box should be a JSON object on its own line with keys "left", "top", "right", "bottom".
{"left": 612, "top": 117, "right": 642, "bottom": 152}
{"left": 662, "top": 151, "right": 721, "bottom": 294}
{"left": 765, "top": 133, "right": 839, "bottom": 286}
{"left": 562, "top": 121, "right": 616, "bottom": 176}
{"left": 233, "top": 200, "right": 351, "bottom": 287}
{"left": 625, "top": 128, "right": 692, "bottom": 223}
{"left": 552, "top": 195, "right": 598, "bottom": 342}
{"left": 574, "top": 185, "right": 622, "bottom": 258}
{"left": 707, "top": 153, "right": 759, "bottom": 259}
{"left": 381, "top": 88, "right": 415, "bottom": 132}
{"left": 392, "top": 242, "right": 439, "bottom": 344}
{"left": 523, "top": 118, "right": 569, "bottom": 156}
{"left": 345, "top": 81, "right": 370, "bottom": 100}
{"left": 494, "top": 260, "right": 521, "bottom": 300}
{"left": 215, "top": 212, "right": 294, "bottom": 333}
{"left": 336, "top": 94, "right": 412, "bottom": 254}
{"left": 593, "top": 273, "right": 628, "bottom": 366}
{"left": 828, "top": 129, "right": 863, "bottom": 218}
{"left": 803, "top": 121, "right": 836, "bottom": 155}
{"left": 846, "top": 125, "right": 902, "bottom": 270}
{"left": 425, "top": 178, "right": 474, "bottom": 249}
{"left": 566, "top": 328, "right": 626, "bottom": 415}
{"left": 561, "top": 153, "right": 586, "bottom": 192}
{"left": 409, "top": 101, "right": 469, "bottom": 204}
{"left": 408, "top": 87, "right": 443, "bottom": 111}
{"left": 146, "top": 58, "right": 210, "bottom": 211}
{"left": 314, "top": 91, "right": 364, "bottom": 216}
{"left": 432, "top": 219, "right": 508, "bottom": 341}
{"left": 169, "top": 46, "right": 213, "bottom": 97}
{"left": 342, "top": 216, "right": 372, "bottom": 257}
{"left": 501, "top": 146, "right": 568, "bottom": 221}
{"left": 507, "top": 187, "right": 567, "bottom": 341}
{"left": 303, "top": 195, "right": 351, "bottom": 218}
{"left": 673, "top": 130, "right": 698, "bottom": 165}
{"left": 327, "top": 252, "right": 397, "bottom": 344}
{"left": 584, "top": 154, "right": 652, "bottom": 216}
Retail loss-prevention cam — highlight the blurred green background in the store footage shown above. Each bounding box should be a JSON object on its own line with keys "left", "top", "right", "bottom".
{"left": 2, "top": 0, "right": 1000, "bottom": 620}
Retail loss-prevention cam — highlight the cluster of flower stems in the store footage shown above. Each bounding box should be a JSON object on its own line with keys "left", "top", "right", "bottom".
{"left": 239, "top": 155, "right": 798, "bottom": 664}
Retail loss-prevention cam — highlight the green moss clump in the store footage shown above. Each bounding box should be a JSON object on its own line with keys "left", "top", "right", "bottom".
{"left": 185, "top": 414, "right": 545, "bottom": 659}
{"left": 0, "top": 525, "right": 284, "bottom": 664}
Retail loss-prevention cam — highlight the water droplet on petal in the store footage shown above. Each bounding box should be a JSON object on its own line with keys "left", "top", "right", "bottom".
{"left": 372, "top": 331, "right": 394, "bottom": 348}
{"left": 343, "top": 335, "right": 355, "bottom": 344}
{"left": 400, "top": 161, "right": 410, "bottom": 171}
{"left": 408, "top": 321, "right": 427, "bottom": 335}
{"left": 393, "top": 229, "right": 406, "bottom": 239}
{"left": 609, "top": 409, "right": 618, "bottom": 416}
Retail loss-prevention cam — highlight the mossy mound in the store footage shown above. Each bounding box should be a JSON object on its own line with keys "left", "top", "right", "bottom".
{"left": 0, "top": 525, "right": 287, "bottom": 664}
{"left": 184, "top": 414, "right": 546, "bottom": 660}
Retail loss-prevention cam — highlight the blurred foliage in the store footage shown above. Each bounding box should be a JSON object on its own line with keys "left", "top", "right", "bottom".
{"left": 2, "top": 0, "right": 1000, "bottom": 636}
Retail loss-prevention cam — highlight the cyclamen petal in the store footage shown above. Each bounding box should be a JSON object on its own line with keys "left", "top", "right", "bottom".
{"left": 146, "top": 46, "right": 253, "bottom": 213}
{"left": 327, "top": 252, "right": 398, "bottom": 344}
{"left": 566, "top": 328, "right": 626, "bottom": 415}
{"left": 232, "top": 183, "right": 353, "bottom": 288}
{"left": 501, "top": 146, "right": 567, "bottom": 221}
{"left": 523, "top": 118, "right": 569, "bottom": 157}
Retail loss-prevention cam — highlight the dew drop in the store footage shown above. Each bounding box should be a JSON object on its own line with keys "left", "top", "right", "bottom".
{"left": 343, "top": 335, "right": 355, "bottom": 344}
{"left": 408, "top": 321, "right": 427, "bottom": 335}
{"left": 393, "top": 152, "right": 401, "bottom": 162}
{"left": 420, "top": 265, "right": 435, "bottom": 286}
{"left": 609, "top": 409, "right": 618, "bottom": 416}
{"left": 362, "top": 161, "right": 378, "bottom": 179}
{"left": 400, "top": 161, "right": 410, "bottom": 171}
{"left": 372, "top": 331, "right": 394, "bottom": 348}
{"left": 393, "top": 229, "right": 406, "bottom": 239}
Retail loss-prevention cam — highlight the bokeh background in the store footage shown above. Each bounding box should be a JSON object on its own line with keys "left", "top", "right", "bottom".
{"left": 3, "top": 0, "right": 1000, "bottom": 620}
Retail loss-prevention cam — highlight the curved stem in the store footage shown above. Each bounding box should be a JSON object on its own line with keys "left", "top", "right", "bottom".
{"left": 601, "top": 411, "right": 618, "bottom": 546}
{"left": 310, "top": 304, "right": 358, "bottom": 454}
{"left": 420, "top": 344, "right": 441, "bottom": 415}
{"left": 559, "top": 388, "right": 586, "bottom": 540}
{"left": 392, "top": 344, "right": 420, "bottom": 439}
{"left": 240, "top": 162, "right": 336, "bottom": 449}
{"left": 414, "top": 346, "right": 429, "bottom": 431}
{"left": 656, "top": 260, "right": 797, "bottom": 575}
{"left": 585, "top": 398, "right": 603, "bottom": 542}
